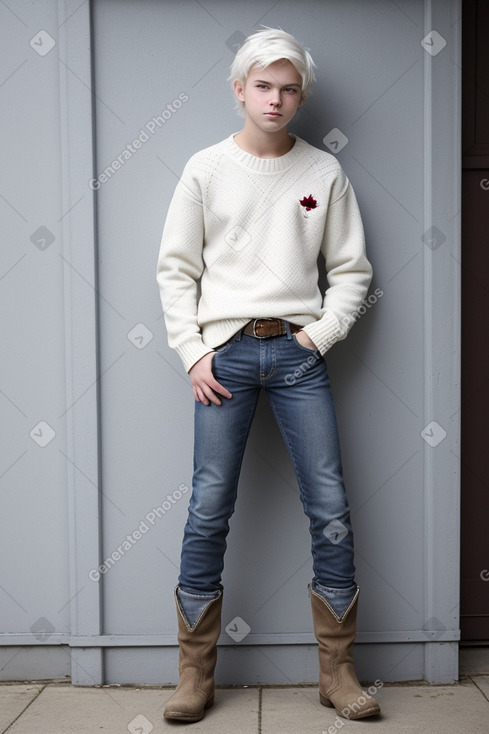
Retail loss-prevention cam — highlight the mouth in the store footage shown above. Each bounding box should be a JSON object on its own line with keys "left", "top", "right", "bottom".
{"left": 264, "top": 112, "right": 282, "bottom": 118}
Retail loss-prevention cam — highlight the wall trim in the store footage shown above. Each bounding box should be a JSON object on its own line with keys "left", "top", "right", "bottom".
{"left": 421, "top": 0, "right": 461, "bottom": 683}
{"left": 59, "top": 0, "right": 103, "bottom": 685}
{"left": 0, "top": 628, "right": 460, "bottom": 647}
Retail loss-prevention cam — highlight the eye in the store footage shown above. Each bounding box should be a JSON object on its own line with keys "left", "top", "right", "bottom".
{"left": 256, "top": 84, "right": 268, "bottom": 89}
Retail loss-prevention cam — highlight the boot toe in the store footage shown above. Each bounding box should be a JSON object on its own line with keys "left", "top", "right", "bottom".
{"left": 337, "top": 693, "right": 381, "bottom": 719}
{"left": 164, "top": 693, "right": 213, "bottom": 722}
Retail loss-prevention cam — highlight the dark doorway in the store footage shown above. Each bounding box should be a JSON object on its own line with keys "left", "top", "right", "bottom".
{"left": 461, "top": 0, "right": 489, "bottom": 642}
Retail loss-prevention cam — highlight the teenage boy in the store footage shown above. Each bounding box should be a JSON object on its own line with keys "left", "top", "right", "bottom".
{"left": 156, "top": 27, "right": 380, "bottom": 723}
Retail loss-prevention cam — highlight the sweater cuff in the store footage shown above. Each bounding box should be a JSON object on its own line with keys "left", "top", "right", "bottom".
{"left": 175, "top": 338, "right": 215, "bottom": 373}
{"left": 302, "top": 311, "right": 343, "bottom": 355}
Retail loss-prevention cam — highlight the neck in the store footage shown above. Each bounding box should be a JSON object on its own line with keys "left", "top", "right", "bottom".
{"left": 234, "top": 123, "right": 295, "bottom": 159}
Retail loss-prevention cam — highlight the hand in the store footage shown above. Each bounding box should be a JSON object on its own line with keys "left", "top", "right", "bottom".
{"left": 189, "top": 352, "right": 232, "bottom": 406}
{"left": 296, "top": 330, "right": 318, "bottom": 351}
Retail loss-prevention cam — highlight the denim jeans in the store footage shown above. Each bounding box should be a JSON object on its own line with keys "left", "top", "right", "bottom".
{"left": 177, "top": 323, "right": 357, "bottom": 620}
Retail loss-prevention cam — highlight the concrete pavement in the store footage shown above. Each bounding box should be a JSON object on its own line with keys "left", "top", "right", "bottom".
{"left": 1, "top": 675, "right": 488, "bottom": 734}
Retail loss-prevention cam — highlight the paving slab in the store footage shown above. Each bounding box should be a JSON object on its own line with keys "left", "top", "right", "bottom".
{"left": 0, "top": 684, "right": 258, "bottom": 734}
{"left": 0, "top": 684, "right": 43, "bottom": 732}
{"left": 1, "top": 679, "right": 488, "bottom": 734}
{"left": 261, "top": 679, "right": 489, "bottom": 734}
{"left": 161, "top": 688, "right": 259, "bottom": 733}
{"left": 471, "top": 674, "right": 489, "bottom": 699}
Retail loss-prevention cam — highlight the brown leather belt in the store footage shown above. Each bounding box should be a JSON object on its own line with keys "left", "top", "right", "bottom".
{"left": 243, "top": 318, "right": 302, "bottom": 339}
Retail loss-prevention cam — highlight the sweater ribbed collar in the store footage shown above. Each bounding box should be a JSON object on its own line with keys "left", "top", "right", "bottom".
{"left": 225, "top": 132, "right": 307, "bottom": 173}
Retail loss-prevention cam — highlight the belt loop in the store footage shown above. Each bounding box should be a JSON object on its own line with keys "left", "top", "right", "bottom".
{"left": 284, "top": 320, "right": 293, "bottom": 340}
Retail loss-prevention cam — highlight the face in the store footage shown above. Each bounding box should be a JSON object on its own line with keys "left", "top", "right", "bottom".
{"left": 233, "top": 59, "right": 305, "bottom": 133}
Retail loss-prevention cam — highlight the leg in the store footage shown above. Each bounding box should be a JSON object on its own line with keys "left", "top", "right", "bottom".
{"left": 165, "top": 332, "right": 261, "bottom": 723}
{"left": 264, "top": 331, "right": 380, "bottom": 719}
{"left": 178, "top": 332, "right": 261, "bottom": 596}
{"left": 264, "top": 333, "right": 355, "bottom": 599}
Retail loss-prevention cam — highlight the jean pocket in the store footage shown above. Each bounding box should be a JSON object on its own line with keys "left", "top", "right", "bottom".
{"left": 213, "top": 336, "right": 235, "bottom": 354}
{"left": 291, "top": 333, "right": 320, "bottom": 354}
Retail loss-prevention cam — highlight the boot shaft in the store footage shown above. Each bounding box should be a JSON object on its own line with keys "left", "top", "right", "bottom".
{"left": 309, "top": 584, "right": 359, "bottom": 658}
{"left": 164, "top": 587, "right": 223, "bottom": 723}
{"left": 309, "top": 584, "right": 381, "bottom": 719}
{"left": 174, "top": 586, "right": 223, "bottom": 675}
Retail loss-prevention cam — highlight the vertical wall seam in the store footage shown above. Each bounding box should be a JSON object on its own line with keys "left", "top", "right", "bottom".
{"left": 58, "top": 0, "right": 103, "bottom": 684}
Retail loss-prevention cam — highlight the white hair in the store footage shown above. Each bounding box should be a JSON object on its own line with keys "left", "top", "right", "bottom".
{"left": 228, "top": 27, "right": 317, "bottom": 117}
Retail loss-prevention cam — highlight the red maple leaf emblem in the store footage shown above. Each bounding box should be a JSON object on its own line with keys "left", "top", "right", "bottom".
{"left": 299, "top": 195, "right": 318, "bottom": 211}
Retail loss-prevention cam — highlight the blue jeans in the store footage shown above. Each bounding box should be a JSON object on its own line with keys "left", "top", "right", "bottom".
{"left": 177, "top": 323, "right": 357, "bottom": 621}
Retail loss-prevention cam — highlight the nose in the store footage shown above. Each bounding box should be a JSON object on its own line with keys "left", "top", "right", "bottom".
{"left": 269, "top": 89, "right": 281, "bottom": 107}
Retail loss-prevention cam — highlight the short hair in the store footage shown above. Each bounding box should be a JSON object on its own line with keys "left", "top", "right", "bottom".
{"left": 228, "top": 27, "right": 317, "bottom": 117}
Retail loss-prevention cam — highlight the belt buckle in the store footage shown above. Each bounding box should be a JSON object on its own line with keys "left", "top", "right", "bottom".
{"left": 252, "top": 317, "right": 277, "bottom": 338}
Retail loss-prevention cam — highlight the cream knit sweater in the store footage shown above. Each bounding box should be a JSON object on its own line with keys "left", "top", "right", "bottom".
{"left": 156, "top": 133, "right": 372, "bottom": 373}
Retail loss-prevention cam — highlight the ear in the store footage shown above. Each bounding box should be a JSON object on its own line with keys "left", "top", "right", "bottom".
{"left": 297, "top": 94, "right": 306, "bottom": 108}
{"left": 233, "top": 79, "right": 246, "bottom": 102}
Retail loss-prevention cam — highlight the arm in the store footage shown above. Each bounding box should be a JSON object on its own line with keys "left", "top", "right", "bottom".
{"left": 156, "top": 160, "right": 232, "bottom": 404}
{"left": 302, "top": 168, "right": 373, "bottom": 353}
{"left": 156, "top": 160, "right": 211, "bottom": 372}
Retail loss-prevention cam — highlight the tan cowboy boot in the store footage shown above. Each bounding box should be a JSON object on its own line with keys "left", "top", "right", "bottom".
{"left": 309, "top": 584, "right": 381, "bottom": 719}
{"left": 164, "top": 587, "right": 223, "bottom": 722}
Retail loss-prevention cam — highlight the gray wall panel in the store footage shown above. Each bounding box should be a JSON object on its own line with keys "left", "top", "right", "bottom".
{"left": 0, "top": 0, "right": 461, "bottom": 684}
{"left": 0, "top": 0, "right": 70, "bottom": 649}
